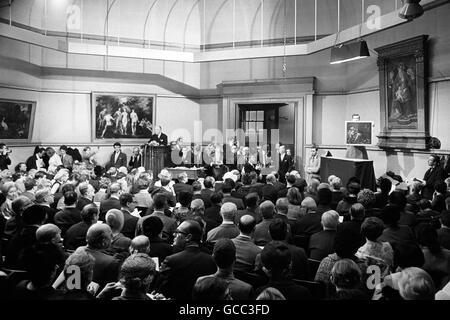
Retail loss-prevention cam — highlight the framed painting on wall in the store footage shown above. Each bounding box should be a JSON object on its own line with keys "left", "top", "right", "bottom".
{"left": 92, "top": 93, "right": 156, "bottom": 142}
{"left": 375, "top": 35, "right": 429, "bottom": 150}
{"left": 0, "top": 99, "right": 36, "bottom": 142}
{"left": 345, "top": 121, "right": 373, "bottom": 146}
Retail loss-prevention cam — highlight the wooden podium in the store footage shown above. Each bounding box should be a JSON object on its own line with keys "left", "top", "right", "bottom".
{"left": 143, "top": 145, "right": 167, "bottom": 179}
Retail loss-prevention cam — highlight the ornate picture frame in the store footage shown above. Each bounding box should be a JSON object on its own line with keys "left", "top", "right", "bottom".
{"left": 345, "top": 121, "right": 373, "bottom": 146}
{"left": 91, "top": 92, "right": 156, "bottom": 142}
{"left": 375, "top": 35, "right": 429, "bottom": 150}
{"left": 0, "top": 99, "right": 36, "bottom": 143}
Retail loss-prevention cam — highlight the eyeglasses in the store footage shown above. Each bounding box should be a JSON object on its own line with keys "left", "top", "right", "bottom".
{"left": 173, "top": 230, "right": 189, "bottom": 237}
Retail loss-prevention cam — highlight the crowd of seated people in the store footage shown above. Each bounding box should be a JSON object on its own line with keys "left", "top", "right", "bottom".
{"left": 0, "top": 143, "right": 449, "bottom": 301}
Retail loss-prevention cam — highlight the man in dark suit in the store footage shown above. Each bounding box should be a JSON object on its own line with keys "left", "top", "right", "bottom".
{"left": 205, "top": 192, "right": 223, "bottom": 226}
{"left": 64, "top": 204, "right": 99, "bottom": 250}
{"left": 83, "top": 224, "right": 121, "bottom": 289}
{"left": 201, "top": 176, "right": 216, "bottom": 208}
{"left": 156, "top": 220, "right": 217, "bottom": 300}
{"left": 119, "top": 193, "right": 139, "bottom": 239}
{"left": 99, "top": 183, "right": 122, "bottom": 221}
{"left": 268, "top": 219, "right": 308, "bottom": 280}
{"left": 128, "top": 146, "right": 142, "bottom": 170}
{"left": 34, "top": 189, "right": 58, "bottom": 224}
{"left": 54, "top": 191, "right": 82, "bottom": 237}
{"left": 173, "top": 172, "right": 193, "bottom": 199}
{"left": 261, "top": 174, "right": 278, "bottom": 204}
{"left": 278, "top": 145, "right": 294, "bottom": 184}
{"left": 337, "top": 203, "right": 365, "bottom": 247}
{"left": 422, "top": 155, "right": 447, "bottom": 200}
{"left": 59, "top": 145, "right": 74, "bottom": 169}
{"left": 235, "top": 193, "right": 262, "bottom": 224}
{"left": 142, "top": 216, "right": 173, "bottom": 263}
{"left": 308, "top": 210, "right": 339, "bottom": 261}
{"left": 196, "top": 239, "right": 253, "bottom": 300}
{"left": 222, "top": 183, "right": 245, "bottom": 210}
{"left": 4, "top": 205, "right": 47, "bottom": 269}
{"left": 253, "top": 201, "right": 275, "bottom": 247}
{"left": 108, "top": 142, "right": 127, "bottom": 169}
{"left": 149, "top": 125, "right": 168, "bottom": 146}
{"left": 76, "top": 182, "right": 94, "bottom": 211}
{"left": 232, "top": 215, "right": 261, "bottom": 273}
{"left": 254, "top": 241, "right": 311, "bottom": 300}
{"left": 0, "top": 143, "right": 12, "bottom": 170}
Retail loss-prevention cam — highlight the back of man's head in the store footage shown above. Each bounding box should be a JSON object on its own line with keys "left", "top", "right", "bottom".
{"left": 261, "top": 241, "right": 291, "bottom": 275}
{"left": 275, "top": 198, "right": 289, "bottom": 214}
{"left": 204, "top": 177, "right": 215, "bottom": 189}
{"left": 389, "top": 191, "right": 407, "bottom": 209}
{"left": 120, "top": 193, "right": 133, "bottom": 207}
{"left": 12, "top": 196, "right": 32, "bottom": 215}
{"left": 321, "top": 210, "right": 340, "bottom": 230}
{"left": 238, "top": 214, "right": 256, "bottom": 234}
{"left": 244, "top": 192, "right": 259, "bottom": 208}
{"left": 78, "top": 182, "right": 91, "bottom": 197}
{"left": 153, "top": 193, "right": 167, "bottom": 210}
{"left": 269, "top": 218, "right": 287, "bottom": 241}
{"left": 379, "top": 178, "right": 392, "bottom": 194}
{"left": 286, "top": 174, "right": 296, "bottom": 186}
{"left": 80, "top": 204, "right": 99, "bottom": 224}
{"left": 86, "top": 223, "right": 112, "bottom": 249}
{"left": 350, "top": 203, "right": 365, "bottom": 221}
{"left": 191, "top": 199, "right": 205, "bottom": 215}
{"left": 220, "top": 202, "right": 237, "bottom": 222}
{"left": 260, "top": 200, "right": 275, "bottom": 219}
{"left": 24, "top": 177, "right": 36, "bottom": 191}
{"left": 142, "top": 216, "right": 164, "bottom": 238}
{"left": 64, "top": 191, "right": 78, "bottom": 206}
{"left": 179, "top": 191, "right": 193, "bottom": 207}
{"left": 192, "top": 181, "right": 202, "bottom": 192}
{"left": 221, "top": 183, "right": 233, "bottom": 194}
{"left": 213, "top": 239, "right": 236, "bottom": 269}
{"left": 105, "top": 209, "right": 124, "bottom": 233}
{"left": 210, "top": 192, "right": 223, "bottom": 205}
{"left": 109, "top": 183, "right": 121, "bottom": 195}
{"left": 36, "top": 224, "right": 61, "bottom": 244}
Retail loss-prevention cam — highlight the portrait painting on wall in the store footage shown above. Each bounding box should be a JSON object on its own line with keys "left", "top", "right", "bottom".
{"left": 92, "top": 93, "right": 155, "bottom": 141}
{"left": 0, "top": 99, "right": 35, "bottom": 142}
{"left": 375, "top": 35, "right": 429, "bottom": 150}
{"left": 345, "top": 121, "right": 373, "bottom": 146}
{"left": 386, "top": 55, "right": 418, "bottom": 129}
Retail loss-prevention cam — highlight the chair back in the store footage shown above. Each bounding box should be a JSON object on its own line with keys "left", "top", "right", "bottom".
{"left": 292, "top": 279, "right": 326, "bottom": 300}
{"left": 307, "top": 258, "right": 321, "bottom": 281}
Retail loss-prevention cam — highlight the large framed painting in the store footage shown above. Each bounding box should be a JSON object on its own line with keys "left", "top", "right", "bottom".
{"left": 0, "top": 99, "right": 35, "bottom": 142}
{"left": 92, "top": 93, "right": 155, "bottom": 142}
{"left": 375, "top": 35, "right": 429, "bottom": 150}
{"left": 345, "top": 121, "right": 373, "bottom": 146}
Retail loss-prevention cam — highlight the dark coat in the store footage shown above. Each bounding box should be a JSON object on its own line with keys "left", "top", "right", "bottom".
{"left": 99, "top": 197, "right": 121, "bottom": 221}
{"left": 109, "top": 152, "right": 127, "bottom": 169}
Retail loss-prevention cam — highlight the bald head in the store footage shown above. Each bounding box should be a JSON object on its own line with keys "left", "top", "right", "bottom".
{"left": 86, "top": 223, "right": 112, "bottom": 249}
{"left": 276, "top": 198, "right": 289, "bottom": 215}
{"left": 105, "top": 209, "right": 124, "bottom": 233}
{"left": 260, "top": 200, "right": 275, "bottom": 219}
{"left": 220, "top": 202, "right": 237, "bottom": 222}
{"left": 130, "top": 235, "right": 151, "bottom": 255}
{"left": 36, "top": 224, "right": 61, "bottom": 245}
{"left": 238, "top": 214, "right": 256, "bottom": 235}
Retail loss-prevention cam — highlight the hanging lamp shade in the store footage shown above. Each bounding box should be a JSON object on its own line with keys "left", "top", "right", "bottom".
{"left": 330, "top": 40, "right": 370, "bottom": 64}
{"left": 398, "top": 0, "right": 424, "bottom": 20}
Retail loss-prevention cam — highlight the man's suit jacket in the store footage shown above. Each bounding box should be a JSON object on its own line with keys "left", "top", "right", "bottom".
{"left": 64, "top": 221, "right": 91, "bottom": 250}
{"left": 261, "top": 184, "right": 278, "bottom": 203}
{"left": 223, "top": 195, "right": 245, "bottom": 210}
{"left": 253, "top": 219, "right": 273, "bottom": 246}
{"left": 128, "top": 154, "right": 142, "bottom": 169}
{"left": 422, "top": 166, "right": 447, "bottom": 200}
{"left": 109, "top": 152, "right": 127, "bottom": 169}
{"left": 83, "top": 247, "right": 121, "bottom": 289}
{"left": 25, "top": 155, "right": 38, "bottom": 171}
{"left": 200, "top": 189, "right": 214, "bottom": 208}
{"left": 278, "top": 154, "right": 294, "bottom": 181}
{"left": 121, "top": 209, "right": 139, "bottom": 239}
{"left": 173, "top": 182, "right": 193, "bottom": 198}
{"left": 207, "top": 223, "right": 240, "bottom": 243}
{"left": 286, "top": 243, "right": 308, "bottom": 280}
{"left": 61, "top": 154, "right": 73, "bottom": 169}
{"left": 150, "top": 133, "right": 168, "bottom": 146}
{"left": 54, "top": 207, "right": 82, "bottom": 237}
{"left": 308, "top": 229, "right": 337, "bottom": 261}
{"left": 295, "top": 211, "right": 323, "bottom": 236}
{"left": 232, "top": 235, "right": 262, "bottom": 273}
{"left": 149, "top": 236, "right": 173, "bottom": 262}
{"left": 205, "top": 204, "right": 222, "bottom": 225}
{"left": 157, "top": 245, "right": 217, "bottom": 300}
{"left": 99, "top": 197, "right": 121, "bottom": 221}
{"left": 76, "top": 196, "right": 93, "bottom": 212}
